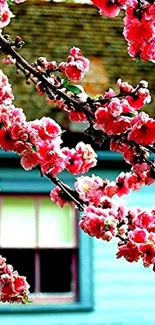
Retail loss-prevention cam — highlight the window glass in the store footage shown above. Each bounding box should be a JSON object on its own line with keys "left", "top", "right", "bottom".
{"left": 0, "top": 195, "right": 78, "bottom": 301}
{"left": 0, "top": 197, "right": 36, "bottom": 248}
{"left": 40, "top": 249, "right": 73, "bottom": 293}
{"left": 38, "top": 199, "right": 75, "bottom": 248}
{"left": 0, "top": 249, "right": 35, "bottom": 293}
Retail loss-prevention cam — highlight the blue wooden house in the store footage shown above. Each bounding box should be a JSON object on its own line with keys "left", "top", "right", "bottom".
{"left": 0, "top": 150, "right": 155, "bottom": 325}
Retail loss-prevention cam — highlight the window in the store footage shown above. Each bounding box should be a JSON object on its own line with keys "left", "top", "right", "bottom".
{"left": 0, "top": 195, "right": 78, "bottom": 303}
{"left": 0, "top": 152, "right": 93, "bottom": 312}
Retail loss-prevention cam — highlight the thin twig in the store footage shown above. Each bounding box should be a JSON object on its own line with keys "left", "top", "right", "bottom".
{"left": 0, "top": 34, "right": 94, "bottom": 117}
{"left": 116, "top": 234, "right": 127, "bottom": 243}
{"left": 45, "top": 173, "right": 85, "bottom": 211}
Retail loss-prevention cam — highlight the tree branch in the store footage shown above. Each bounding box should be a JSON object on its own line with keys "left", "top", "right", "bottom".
{"left": 0, "top": 34, "right": 95, "bottom": 118}
{"left": 45, "top": 173, "right": 85, "bottom": 211}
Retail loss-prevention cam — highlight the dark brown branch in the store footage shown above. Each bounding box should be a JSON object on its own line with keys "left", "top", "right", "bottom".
{"left": 145, "top": 145, "right": 155, "bottom": 155}
{"left": 0, "top": 34, "right": 95, "bottom": 119}
{"left": 45, "top": 173, "right": 85, "bottom": 211}
{"left": 116, "top": 234, "right": 127, "bottom": 243}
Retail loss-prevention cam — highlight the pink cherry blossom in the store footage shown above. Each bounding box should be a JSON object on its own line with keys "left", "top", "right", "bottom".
{"left": 127, "top": 88, "right": 151, "bottom": 110}
{"left": 117, "top": 78, "right": 134, "bottom": 93}
{"left": 65, "top": 61, "right": 85, "bottom": 81}
{"left": 92, "top": 0, "right": 121, "bottom": 18}
{"left": 20, "top": 151, "right": 39, "bottom": 170}
{"left": 2, "top": 55, "right": 16, "bottom": 65}
{"left": 79, "top": 205, "right": 118, "bottom": 240}
{"left": 108, "top": 98, "right": 123, "bottom": 118}
{"left": 0, "top": 6, "right": 14, "bottom": 28}
{"left": 123, "top": 3, "right": 155, "bottom": 62}
{"left": 128, "top": 228, "right": 148, "bottom": 243}
{"left": 0, "top": 70, "right": 14, "bottom": 104}
{"left": 50, "top": 186, "right": 68, "bottom": 208}
{"left": 128, "top": 119, "right": 155, "bottom": 145}
{"left": 69, "top": 110, "right": 87, "bottom": 122}
{"left": 62, "top": 142, "right": 97, "bottom": 175}
{"left": 75, "top": 174, "right": 105, "bottom": 205}
{"left": 29, "top": 117, "right": 61, "bottom": 141}
{"left": 0, "top": 256, "right": 30, "bottom": 303}
{"left": 38, "top": 141, "right": 67, "bottom": 175}
{"left": 117, "top": 241, "right": 140, "bottom": 262}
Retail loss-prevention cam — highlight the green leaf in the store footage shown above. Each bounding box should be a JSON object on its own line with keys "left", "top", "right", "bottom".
{"left": 123, "top": 112, "right": 136, "bottom": 118}
{"left": 0, "top": 122, "right": 4, "bottom": 129}
{"left": 32, "top": 145, "right": 37, "bottom": 152}
{"left": 91, "top": 94, "right": 101, "bottom": 100}
{"left": 127, "top": 112, "right": 136, "bottom": 117}
{"left": 134, "top": 58, "right": 140, "bottom": 64}
{"left": 7, "top": 0, "right": 13, "bottom": 5}
{"left": 63, "top": 77, "right": 69, "bottom": 87}
{"left": 66, "top": 85, "right": 82, "bottom": 95}
{"left": 23, "top": 297, "right": 33, "bottom": 304}
{"left": 104, "top": 221, "right": 109, "bottom": 231}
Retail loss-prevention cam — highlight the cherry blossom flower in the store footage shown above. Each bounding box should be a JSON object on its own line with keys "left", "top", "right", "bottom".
{"left": 128, "top": 119, "right": 155, "bottom": 145}
{"left": 60, "top": 47, "right": 89, "bottom": 81}
{"left": 50, "top": 186, "right": 69, "bottom": 208}
{"left": 69, "top": 110, "right": 87, "bottom": 122}
{"left": 75, "top": 174, "right": 105, "bottom": 205}
{"left": 65, "top": 61, "right": 85, "bottom": 82}
{"left": 79, "top": 205, "right": 118, "bottom": 240}
{"left": 92, "top": 0, "right": 121, "bottom": 18}
{"left": 123, "top": 3, "right": 155, "bottom": 62}
{"left": 128, "top": 228, "right": 148, "bottom": 244}
{"left": 62, "top": 142, "right": 97, "bottom": 175}
{"left": 0, "top": 70, "right": 14, "bottom": 104}
{"left": 0, "top": 256, "right": 30, "bottom": 303}
{"left": 117, "top": 241, "right": 140, "bottom": 262}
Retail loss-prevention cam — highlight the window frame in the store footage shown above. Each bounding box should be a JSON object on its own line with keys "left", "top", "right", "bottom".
{"left": 0, "top": 151, "right": 93, "bottom": 313}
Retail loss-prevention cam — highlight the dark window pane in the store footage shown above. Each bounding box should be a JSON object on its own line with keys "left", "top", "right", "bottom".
{"left": 40, "top": 250, "right": 73, "bottom": 293}
{"left": 0, "top": 249, "right": 35, "bottom": 293}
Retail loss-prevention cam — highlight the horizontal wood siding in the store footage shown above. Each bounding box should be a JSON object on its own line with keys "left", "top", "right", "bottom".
{"left": 0, "top": 169, "right": 155, "bottom": 325}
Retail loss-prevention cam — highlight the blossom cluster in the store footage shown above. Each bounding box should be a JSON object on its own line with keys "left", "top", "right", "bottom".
{"left": 50, "top": 128, "right": 155, "bottom": 270}
{"left": 118, "top": 209, "right": 155, "bottom": 268}
{"left": 51, "top": 165, "right": 155, "bottom": 271}
{"left": 92, "top": 0, "right": 155, "bottom": 63}
{"left": 124, "top": 2, "right": 155, "bottom": 62}
{"left": 51, "top": 172, "right": 155, "bottom": 271}
{"left": 40, "top": 73, "right": 155, "bottom": 148}
{"left": 29, "top": 47, "right": 90, "bottom": 124}
{"left": 94, "top": 79, "right": 155, "bottom": 146}
{"left": 0, "top": 70, "right": 97, "bottom": 176}
{"left": 0, "top": 255, "right": 30, "bottom": 303}
{"left": 37, "top": 72, "right": 155, "bottom": 148}
{"left": 81, "top": 205, "right": 155, "bottom": 271}
{"left": 34, "top": 46, "right": 90, "bottom": 103}
{"left": 58, "top": 47, "right": 90, "bottom": 82}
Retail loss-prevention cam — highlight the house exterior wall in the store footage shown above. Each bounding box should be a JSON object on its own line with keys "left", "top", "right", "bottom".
{"left": 0, "top": 163, "right": 155, "bottom": 325}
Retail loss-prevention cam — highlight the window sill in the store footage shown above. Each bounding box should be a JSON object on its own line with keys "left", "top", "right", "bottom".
{"left": 0, "top": 300, "right": 93, "bottom": 313}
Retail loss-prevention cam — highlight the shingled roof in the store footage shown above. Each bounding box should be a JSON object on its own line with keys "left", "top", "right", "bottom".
{"left": 0, "top": 0, "right": 154, "bottom": 121}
